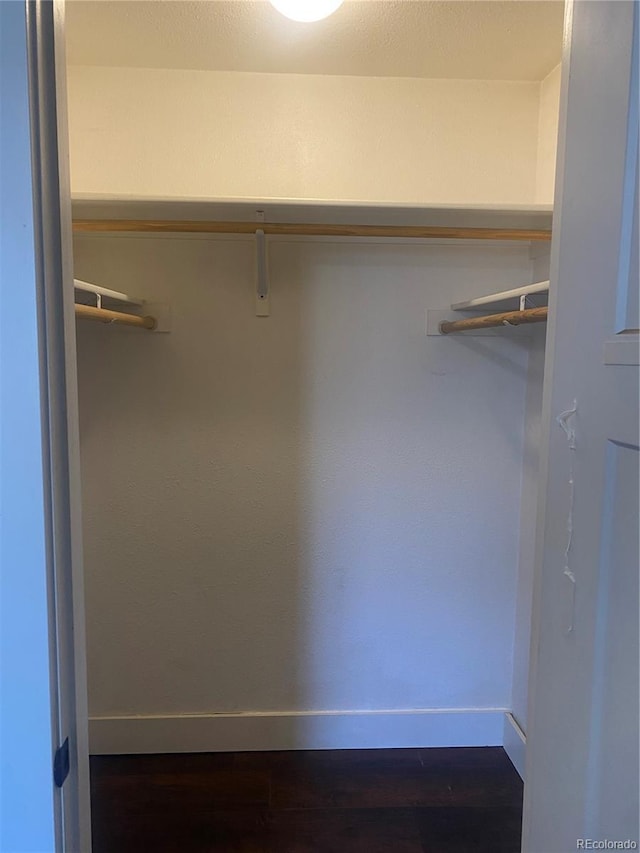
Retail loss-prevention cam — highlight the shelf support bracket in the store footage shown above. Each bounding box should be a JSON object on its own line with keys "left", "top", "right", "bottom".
{"left": 255, "top": 217, "right": 270, "bottom": 316}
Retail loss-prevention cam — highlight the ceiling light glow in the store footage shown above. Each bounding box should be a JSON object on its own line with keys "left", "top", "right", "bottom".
{"left": 269, "top": 0, "right": 344, "bottom": 23}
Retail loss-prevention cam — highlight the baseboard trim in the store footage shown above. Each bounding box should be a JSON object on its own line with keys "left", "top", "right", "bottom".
{"left": 89, "top": 708, "right": 506, "bottom": 755}
{"left": 503, "top": 712, "right": 526, "bottom": 780}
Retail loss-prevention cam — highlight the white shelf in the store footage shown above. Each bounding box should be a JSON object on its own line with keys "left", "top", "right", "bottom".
{"left": 71, "top": 196, "right": 553, "bottom": 234}
{"left": 451, "top": 280, "right": 550, "bottom": 313}
{"left": 74, "top": 278, "right": 143, "bottom": 306}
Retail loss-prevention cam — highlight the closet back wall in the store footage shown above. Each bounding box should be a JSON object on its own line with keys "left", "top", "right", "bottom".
{"left": 67, "top": 66, "right": 545, "bottom": 204}
{"left": 75, "top": 233, "right": 534, "bottom": 753}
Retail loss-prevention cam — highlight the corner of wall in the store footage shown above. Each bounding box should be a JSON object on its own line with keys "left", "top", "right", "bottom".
{"left": 503, "top": 712, "right": 526, "bottom": 780}
{"left": 535, "top": 63, "right": 562, "bottom": 205}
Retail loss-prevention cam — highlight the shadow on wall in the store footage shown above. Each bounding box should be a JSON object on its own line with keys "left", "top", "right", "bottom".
{"left": 74, "top": 234, "right": 532, "bottom": 750}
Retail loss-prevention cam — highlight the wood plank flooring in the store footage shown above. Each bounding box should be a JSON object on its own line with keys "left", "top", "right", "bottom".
{"left": 90, "top": 747, "right": 523, "bottom": 852}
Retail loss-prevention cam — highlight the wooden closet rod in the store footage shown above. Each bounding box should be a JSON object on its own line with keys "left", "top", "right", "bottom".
{"left": 439, "top": 306, "right": 548, "bottom": 334}
{"left": 75, "top": 303, "right": 157, "bottom": 330}
{"left": 72, "top": 220, "right": 552, "bottom": 242}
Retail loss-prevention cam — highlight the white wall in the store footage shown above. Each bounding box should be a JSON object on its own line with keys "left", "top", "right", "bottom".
{"left": 74, "top": 233, "right": 536, "bottom": 751}
{"left": 512, "top": 329, "right": 546, "bottom": 732}
{"left": 68, "top": 57, "right": 556, "bottom": 751}
{"left": 536, "top": 64, "right": 562, "bottom": 203}
{"left": 66, "top": 65, "right": 542, "bottom": 205}
{"left": 511, "top": 246, "right": 551, "bottom": 735}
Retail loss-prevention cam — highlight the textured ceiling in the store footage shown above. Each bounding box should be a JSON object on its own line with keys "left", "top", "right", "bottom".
{"left": 65, "top": 0, "right": 564, "bottom": 82}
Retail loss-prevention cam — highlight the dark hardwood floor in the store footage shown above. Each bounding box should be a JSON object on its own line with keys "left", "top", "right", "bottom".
{"left": 90, "top": 747, "right": 523, "bottom": 852}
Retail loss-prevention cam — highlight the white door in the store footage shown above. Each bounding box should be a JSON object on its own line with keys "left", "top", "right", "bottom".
{"left": 0, "top": 1, "right": 90, "bottom": 850}
{"left": 524, "top": 1, "right": 639, "bottom": 851}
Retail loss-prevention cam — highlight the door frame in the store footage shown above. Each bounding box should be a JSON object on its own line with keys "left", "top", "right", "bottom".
{"left": 27, "top": 0, "right": 91, "bottom": 848}
{"left": 523, "top": 0, "right": 639, "bottom": 849}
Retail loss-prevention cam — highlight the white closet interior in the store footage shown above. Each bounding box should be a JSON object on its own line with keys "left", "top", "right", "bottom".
{"left": 66, "top": 0, "right": 564, "bottom": 774}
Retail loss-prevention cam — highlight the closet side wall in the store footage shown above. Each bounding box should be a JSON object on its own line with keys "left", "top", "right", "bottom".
{"left": 511, "top": 247, "right": 551, "bottom": 736}
{"left": 74, "top": 234, "right": 535, "bottom": 753}
{"left": 66, "top": 65, "right": 541, "bottom": 205}
{"left": 535, "top": 64, "right": 562, "bottom": 204}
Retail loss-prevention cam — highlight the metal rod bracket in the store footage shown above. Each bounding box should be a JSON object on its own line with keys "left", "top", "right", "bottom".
{"left": 255, "top": 223, "right": 270, "bottom": 317}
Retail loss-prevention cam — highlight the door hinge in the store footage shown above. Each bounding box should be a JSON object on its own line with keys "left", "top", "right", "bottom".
{"left": 53, "top": 737, "right": 70, "bottom": 787}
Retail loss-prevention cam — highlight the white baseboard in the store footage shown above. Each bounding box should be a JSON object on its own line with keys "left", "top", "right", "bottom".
{"left": 89, "top": 707, "right": 506, "bottom": 755}
{"left": 503, "top": 712, "right": 526, "bottom": 780}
